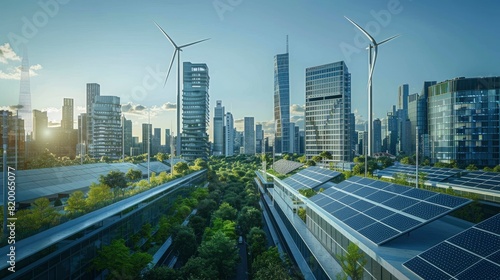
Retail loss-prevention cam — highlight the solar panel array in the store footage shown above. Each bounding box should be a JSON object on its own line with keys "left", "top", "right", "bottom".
{"left": 309, "top": 176, "right": 471, "bottom": 245}
{"left": 446, "top": 171, "right": 500, "bottom": 192}
{"left": 404, "top": 213, "right": 500, "bottom": 280}
{"left": 377, "top": 164, "right": 460, "bottom": 182}
{"left": 273, "top": 159, "right": 304, "bottom": 175}
{"left": 282, "top": 166, "right": 340, "bottom": 191}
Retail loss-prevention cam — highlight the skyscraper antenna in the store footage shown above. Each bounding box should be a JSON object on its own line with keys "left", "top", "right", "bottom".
{"left": 286, "top": 35, "right": 289, "bottom": 53}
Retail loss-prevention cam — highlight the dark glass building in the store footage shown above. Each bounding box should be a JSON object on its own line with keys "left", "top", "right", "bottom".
{"left": 428, "top": 77, "right": 500, "bottom": 167}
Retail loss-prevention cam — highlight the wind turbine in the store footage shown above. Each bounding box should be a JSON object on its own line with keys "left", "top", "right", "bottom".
{"left": 345, "top": 16, "right": 398, "bottom": 158}
{"left": 154, "top": 21, "right": 210, "bottom": 156}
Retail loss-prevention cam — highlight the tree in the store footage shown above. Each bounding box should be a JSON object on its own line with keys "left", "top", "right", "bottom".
{"left": 252, "top": 247, "right": 291, "bottom": 280}
{"left": 197, "top": 199, "right": 218, "bottom": 219}
{"left": 312, "top": 155, "right": 323, "bottom": 163}
{"left": 142, "top": 267, "right": 180, "bottom": 280}
{"left": 155, "top": 152, "right": 167, "bottom": 162}
{"left": 198, "top": 231, "right": 239, "bottom": 279}
{"left": 126, "top": 168, "right": 142, "bottom": 182}
{"left": 31, "top": 197, "right": 60, "bottom": 229}
{"left": 305, "top": 160, "right": 316, "bottom": 166}
{"left": 65, "top": 191, "right": 86, "bottom": 214}
{"left": 188, "top": 215, "right": 207, "bottom": 242}
{"left": 86, "top": 183, "right": 113, "bottom": 209}
{"left": 336, "top": 242, "right": 366, "bottom": 280}
{"left": 193, "top": 158, "right": 208, "bottom": 169}
{"left": 172, "top": 226, "right": 197, "bottom": 263}
{"left": 297, "top": 207, "right": 306, "bottom": 222}
{"left": 237, "top": 206, "right": 262, "bottom": 235}
{"left": 99, "top": 170, "right": 127, "bottom": 197}
{"left": 247, "top": 227, "right": 267, "bottom": 259}
{"left": 174, "top": 162, "right": 190, "bottom": 175}
{"left": 181, "top": 257, "right": 218, "bottom": 280}
{"left": 213, "top": 202, "right": 238, "bottom": 221}
{"left": 466, "top": 164, "right": 478, "bottom": 171}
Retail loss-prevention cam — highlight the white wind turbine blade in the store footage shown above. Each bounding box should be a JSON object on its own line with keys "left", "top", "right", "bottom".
{"left": 179, "top": 38, "right": 211, "bottom": 48}
{"left": 164, "top": 49, "right": 178, "bottom": 87}
{"left": 378, "top": 34, "right": 400, "bottom": 46}
{"left": 154, "top": 21, "right": 178, "bottom": 49}
{"left": 344, "top": 16, "right": 376, "bottom": 45}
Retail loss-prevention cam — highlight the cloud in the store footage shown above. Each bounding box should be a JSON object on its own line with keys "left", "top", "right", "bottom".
{"left": 162, "top": 102, "right": 176, "bottom": 111}
{"left": 290, "top": 104, "right": 305, "bottom": 115}
{"left": 42, "top": 107, "right": 61, "bottom": 114}
{"left": 0, "top": 43, "right": 20, "bottom": 64}
{"left": 121, "top": 102, "right": 147, "bottom": 115}
{"left": 0, "top": 64, "right": 43, "bottom": 80}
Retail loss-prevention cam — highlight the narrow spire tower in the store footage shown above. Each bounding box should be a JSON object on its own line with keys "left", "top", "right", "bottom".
{"left": 18, "top": 48, "right": 32, "bottom": 140}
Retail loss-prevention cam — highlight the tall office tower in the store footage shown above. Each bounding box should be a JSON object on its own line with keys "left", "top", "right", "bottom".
{"left": 349, "top": 113, "right": 356, "bottom": 159}
{"left": 384, "top": 110, "right": 399, "bottom": 156}
{"left": 409, "top": 81, "right": 436, "bottom": 157}
{"left": 86, "top": 83, "right": 100, "bottom": 146}
{"left": 213, "top": 100, "right": 225, "bottom": 156}
{"left": 293, "top": 125, "right": 300, "bottom": 154}
{"left": 165, "top": 129, "right": 171, "bottom": 154}
{"left": 182, "top": 62, "right": 210, "bottom": 161}
{"left": 244, "top": 117, "right": 255, "bottom": 155}
{"left": 397, "top": 84, "right": 410, "bottom": 155}
{"left": 358, "top": 131, "right": 367, "bottom": 156}
{"left": 234, "top": 129, "right": 243, "bottom": 154}
{"left": 373, "top": 118, "right": 382, "bottom": 154}
{"left": 142, "top": 123, "right": 152, "bottom": 155}
{"left": 299, "top": 130, "right": 305, "bottom": 154}
{"left": 288, "top": 122, "right": 296, "bottom": 154}
{"left": 305, "top": 61, "right": 352, "bottom": 164}
{"left": 398, "top": 84, "right": 409, "bottom": 114}
{"left": 255, "top": 124, "right": 264, "bottom": 154}
{"left": 274, "top": 38, "right": 290, "bottom": 154}
{"left": 77, "top": 113, "right": 87, "bottom": 156}
{"left": 18, "top": 49, "right": 32, "bottom": 140}
{"left": 152, "top": 128, "right": 161, "bottom": 155}
{"left": 428, "top": 77, "right": 500, "bottom": 167}
{"left": 0, "top": 110, "right": 26, "bottom": 169}
{"left": 225, "top": 112, "right": 234, "bottom": 156}
{"left": 62, "top": 98, "right": 74, "bottom": 130}
{"left": 89, "top": 96, "right": 121, "bottom": 159}
{"left": 123, "top": 118, "right": 132, "bottom": 156}
{"left": 32, "top": 109, "right": 48, "bottom": 143}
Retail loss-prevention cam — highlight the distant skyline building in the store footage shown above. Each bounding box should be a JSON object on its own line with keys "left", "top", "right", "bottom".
{"left": 152, "top": 128, "right": 161, "bottom": 155}
{"left": 181, "top": 62, "right": 210, "bottom": 161}
{"left": 274, "top": 38, "right": 290, "bottom": 154}
{"left": 86, "top": 83, "right": 100, "bottom": 147}
{"left": 213, "top": 100, "right": 224, "bottom": 156}
{"left": 0, "top": 111, "right": 26, "bottom": 169}
{"left": 256, "top": 124, "right": 264, "bottom": 154}
{"left": 142, "top": 123, "right": 152, "bottom": 155}
{"left": 62, "top": 98, "right": 74, "bottom": 130}
{"left": 225, "top": 112, "right": 234, "bottom": 156}
{"left": 77, "top": 113, "right": 87, "bottom": 156}
{"left": 428, "top": 77, "right": 500, "bottom": 167}
{"left": 123, "top": 117, "right": 132, "bottom": 156}
{"left": 32, "top": 109, "right": 48, "bottom": 143}
{"left": 18, "top": 49, "right": 32, "bottom": 140}
{"left": 305, "top": 61, "right": 352, "bottom": 164}
{"left": 89, "top": 95, "right": 122, "bottom": 159}
{"left": 373, "top": 118, "right": 382, "bottom": 154}
{"left": 244, "top": 117, "right": 255, "bottom": 155}
{"left": 165, "top": 128, "right": 171, "bottom": 154}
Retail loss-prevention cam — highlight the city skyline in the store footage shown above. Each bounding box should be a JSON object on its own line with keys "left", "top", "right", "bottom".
{"left": 1, "top": 1, "right": 500, "bottom": 142}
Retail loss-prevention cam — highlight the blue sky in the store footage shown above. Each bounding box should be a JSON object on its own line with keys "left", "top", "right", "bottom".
{"left": 1, "top": 0, "right": 499, "bottom": 142}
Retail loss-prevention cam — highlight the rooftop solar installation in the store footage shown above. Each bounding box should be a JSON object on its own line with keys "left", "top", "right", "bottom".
{"left": 310, "top": 176, "right": 471, "bottom": 245}
{"left": 403, "top": 213, "right": 500, "bottom": 279}
{"left": 446, "top": 171, "right": 500, "bottom": 192}
{"left": 272, "top": 159, "right": 304, "bottom": 175}
{"left": 282, "top": 166, "right": 341, "bottom": 191}
{"left": 376, "top": 164, "right": 461, "bottom": 182}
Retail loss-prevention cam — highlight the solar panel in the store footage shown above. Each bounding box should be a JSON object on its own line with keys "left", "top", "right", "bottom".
{"left": 282, "top": 166, "right": 341, "bottom": 191}
{"left": 310, "top": 176, "right": 472, "bottom": 245}
{"left": 404, "top": 214, "right": 500, "bottom": 279}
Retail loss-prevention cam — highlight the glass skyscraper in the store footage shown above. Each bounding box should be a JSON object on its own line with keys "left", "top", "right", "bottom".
{"left": 213, "top": 100, "right": 224, "bottom": 156}
{"left": 305, "top": 61, "right": 352, "bottom": 164}
{"left": 244, "top": 117, "right": 255, "bottom": 155}
{"left": 89, "top": 95, "right": 122, "bottom": 159}
{"left": 274, "top": 51, "right": 290, "bottom": 154}
{"left": 428, "top": 77, "right": 500, "bottom": 167}
{"left": 182, "top": 62, "right": 210, "bottom": 161}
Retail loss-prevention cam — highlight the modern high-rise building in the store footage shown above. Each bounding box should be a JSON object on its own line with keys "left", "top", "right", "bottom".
{"left": 213, "top": 100, "right": 225, "bottom": 156}
{"left": 256, "top": 124, "right": 264, "bottom": 154}
{"left": 225, "top": 112, "right": 234, "bottom": 156}
{"left": 89, "top": 96, "right": 121, "bottom": 159}
{"left": 244, "top": 117, "right": 255, "bottom": 155}
{"left": 165, "top": 129, "right": 171, "bottom": 154}
{"left": 181, "top": 62, "right": 210, "bottom": 161}
{"left": 32, "top": 109, "right": 48, "bottom": 143}
{"left": 77, "top": 113, "right": 87, "bottom": 156}
{"left": 62, "top": 98, "right": 74, "bottom": 130}
{"left": 0, "top": 110, "right": 25, "bottom": 169}
{"left": 152, "top": 128, "right": 161, "bottom": 155}
{"left": 305, "top": 61, "right": 352, "bottom": 164}
{"left": 18, "top": 49, "right": 32, "bottom": 140}
{"left": 123, "top": 117, "right": 132, "bottom": 157}
{"left": 274, "top": 42, "right": 290, "bottom": 154}
{"left": 86, "top": 83, "right": 100, "bottom": 147}
{"left": 428, "top": 77, "right": 500, "bottom": 167}
{"left": 142, "top": 123, "right": 152, "bottom": 155}
{"left": 409, "top": 81, "right": 436, "bottom": 157}
{"left": 398, "top": 84, "right": 409, "bottom": 115}
{"left": 373, "top": 118, "right": 382, "bottom": 154}
{"left": 288, "top": 122, "right": 296, "bottom": 154}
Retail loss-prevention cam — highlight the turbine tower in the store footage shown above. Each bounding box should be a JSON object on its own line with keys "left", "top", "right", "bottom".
{"left": 345, "top": 16, "right": 398, "bottom": 157}
{"left": 154, "top": 21, "right": 210, "bottom": 156}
